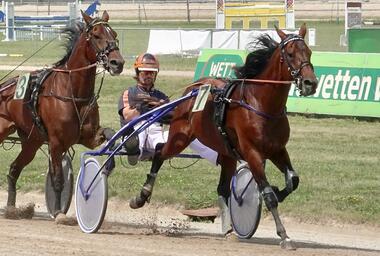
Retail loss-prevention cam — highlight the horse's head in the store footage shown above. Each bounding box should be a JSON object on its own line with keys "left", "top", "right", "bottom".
{"left": 82, "top": 10, "right": 125, "bottom": 75}
{"left": 276, "top": 24, "right": 318, "bottom": 96}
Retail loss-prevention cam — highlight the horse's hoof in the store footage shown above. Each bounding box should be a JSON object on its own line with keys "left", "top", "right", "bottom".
{"left": 280, "top": 238, "right": 297, "bottom": 250}
{"left": 55, "top": 213, "right": 78, "bottom": 226}
{"left": 225, "top": 230, "right": 239, "bottom": 242}
{"left": 129, "top": 196, "right": 146, "bottom": 209}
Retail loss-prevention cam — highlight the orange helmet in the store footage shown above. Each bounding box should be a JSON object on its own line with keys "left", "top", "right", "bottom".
{"left": 133, "top": 53, "right": 159, "bottom": 73}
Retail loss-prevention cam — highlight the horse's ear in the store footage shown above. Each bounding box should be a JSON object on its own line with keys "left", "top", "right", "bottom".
{"left": 275, "top": 25, "right": 287, "bottom": 41}
{"left": 102, "top": 10, "right": 109, "bottom": 22}
{"left": 299, "top": 23, "right": 307, "bottom": 38}
{"left": 81, "top": 10, "right": 92, "bottom": 26}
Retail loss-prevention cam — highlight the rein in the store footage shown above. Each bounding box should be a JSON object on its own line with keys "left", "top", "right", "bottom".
{"left": 43, "top": 62, "right": 104, "bottom": 103}
{"left": 213, "top": 80, "right": 287, "bottom": 120}
{"left": 51, "top": 62, "right": 98, "bottom": 73}
{"left": 167, "top": 78, "right": 294, "bottom": 100}
{"left": 229, "top": 100, "right": 286, "bottom": 120}
{"left": 233, "top": 78, "right": 293, "bottom": 85}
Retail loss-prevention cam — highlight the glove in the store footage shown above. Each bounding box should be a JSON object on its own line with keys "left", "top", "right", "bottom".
{"left": 135, "top": 95, "right": 169, "bottom": 114}
{"left": 135, "top": 102, "right": 155, "bottom": 114}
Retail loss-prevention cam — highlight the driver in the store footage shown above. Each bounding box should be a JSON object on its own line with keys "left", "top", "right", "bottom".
{"left": 118, "top": 53, "right": 218, "bottom": 166}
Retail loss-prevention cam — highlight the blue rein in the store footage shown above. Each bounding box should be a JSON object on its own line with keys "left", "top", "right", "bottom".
{"left": 226, "top": 98, "right": 287, "bottom": 120}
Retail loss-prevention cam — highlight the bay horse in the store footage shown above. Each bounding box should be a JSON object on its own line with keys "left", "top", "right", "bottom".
{"left": 130, "top": 24, "right": 318, "bottom": 249}
{"left": 0, "top": 11, "right": 124, "bottom": 219}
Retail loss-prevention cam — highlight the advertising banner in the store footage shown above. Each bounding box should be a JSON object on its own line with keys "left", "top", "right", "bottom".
{"left": 194, "top": 49, "right": 380, "bottom": 117}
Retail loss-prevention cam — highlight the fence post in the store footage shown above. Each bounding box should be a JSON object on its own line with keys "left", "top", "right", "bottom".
{"left": 4, "top": 1, "right": 15, "bottom": 41}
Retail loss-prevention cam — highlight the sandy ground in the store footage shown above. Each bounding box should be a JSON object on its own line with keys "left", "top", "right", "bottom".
{"left": 0, "top": 191, "right": 379, "bottom": 256}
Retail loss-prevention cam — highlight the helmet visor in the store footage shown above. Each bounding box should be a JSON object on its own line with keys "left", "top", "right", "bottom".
{"left": 138, "top": 67, "right": 159, "bottom": 72}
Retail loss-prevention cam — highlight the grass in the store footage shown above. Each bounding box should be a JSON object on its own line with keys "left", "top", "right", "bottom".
{"left": 0, "top": 70, "right": 379, "bottom": 227}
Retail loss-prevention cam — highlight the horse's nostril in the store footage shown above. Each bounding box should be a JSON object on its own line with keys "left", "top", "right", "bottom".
{"left": 109, "top": 60, "right": 118, "bottom": 67}
{"left": 303, "top": 79, "right": 313, "bottom": 86}
{"left": 109, "top": 59, "right": 124, "bottom": 69}
{"left": 303, "top": 78, "right": 318, "bottom": 89}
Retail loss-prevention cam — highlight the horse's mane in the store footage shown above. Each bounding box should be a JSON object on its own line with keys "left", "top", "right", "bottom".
{"left": 234, "top": 34, "right": 279, "bottom": 79}
{"left": 53, "top": 22, "right": 84, "bottom": 67}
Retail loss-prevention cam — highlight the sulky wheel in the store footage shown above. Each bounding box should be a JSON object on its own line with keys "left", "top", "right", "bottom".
{"left": 75, "top": 157, "right": 108, "bottom": 233}
{"left": 229, "top": 162, "right": 262, "bottom": 239}
{"left": 45, "top": 153, "right": 74, "bottom": 218}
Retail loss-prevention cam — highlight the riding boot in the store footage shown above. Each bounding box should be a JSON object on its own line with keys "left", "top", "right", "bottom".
{"left": 129, "top": 173, "right": 157, "bottom": 209}
{"left": 218, "top": 195, "right": 232, "bottom": 235}
{"left": 103, "top": 127, "right": 116, "bottom": 146}
{"left": 104, "top": 157, "right": 116, "bottom": 173}
{"left": 123, "top": 132, "right": 140, "bottom": 166}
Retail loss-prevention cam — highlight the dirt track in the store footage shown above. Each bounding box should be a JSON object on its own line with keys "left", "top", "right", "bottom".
{"left": 0, "top": 191, "right": 379, "bottom": 256}
{"left": 1, "top": 2, "right": 380, "bottom": 255}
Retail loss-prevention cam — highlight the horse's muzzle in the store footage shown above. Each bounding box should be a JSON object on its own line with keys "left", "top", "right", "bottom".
{"left": 108, "top": 58, "right": 125, "bottom": 76}
{"left": 300, "top": 78, "right": 318, "bottom": 96}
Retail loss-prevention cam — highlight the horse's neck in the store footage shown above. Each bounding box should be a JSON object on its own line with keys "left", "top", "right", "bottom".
{"left": 64, "top": 35, "right": 97, "bottom": 97}
{"left": 250, "top": 50, "right": 291, "bottom": 114}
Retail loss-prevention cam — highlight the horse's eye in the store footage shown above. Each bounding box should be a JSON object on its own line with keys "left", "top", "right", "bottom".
{"left": 288, "top": 53, "right": 293, "bottom": 58}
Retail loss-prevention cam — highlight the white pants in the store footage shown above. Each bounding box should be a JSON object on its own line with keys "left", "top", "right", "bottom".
{"left": 136, "top": 122, "right": 218, "bottom": 165}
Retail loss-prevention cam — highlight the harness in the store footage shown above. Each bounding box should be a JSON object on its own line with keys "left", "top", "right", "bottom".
{"left": 24, "top": 18, "right": 118, "bottom": 141}
{"left": 213, "top": 80, "right": 243, "bottom": 160}
{"left": 24, "top": 67, "right": 103, "bottom": 141}
{"left": 212, "top": 33, "right": 311, "bottom": 159}
{"left": 26, "top": 69, "right": 53, "bottom": 139}
{"left": 279, "top": 34, "right": 314, "bottom": 87}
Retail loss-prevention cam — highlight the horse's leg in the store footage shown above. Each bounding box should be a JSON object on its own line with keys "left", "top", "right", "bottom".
{"left": 0, "top": 119, "right": 17, "bottom": 207}
{"left": 7, "top": 138, "right": 43, "bottom": 207}
{"left": 48, "top": 139, "right": 65, "bottom": 216}
{"left": 244, "top": 147, "right": 295, "bottom": 249}
{"left": 129, "top": 130, "right": 193, "bottom": 209}
{"left": 269, "top": 148, "right": 299, "bottom": 202}
{"left": 129, "top": 143, "right": 165, "bottom": 209}
{"left": 216, "top": 156, "right": 236, "bottom": 235}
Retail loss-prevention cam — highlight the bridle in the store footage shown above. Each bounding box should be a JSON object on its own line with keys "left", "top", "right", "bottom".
{"left": 279, "top": 34, "right": 314, "bottom": 87}
{"left": 47, "top": 19, "right": 120, "bottom": 140}
{"left": 85, "top": 19, "right": 120, "bottom": 71}
{"left": 211, "top": 34, "right": 316, "bottom": 120}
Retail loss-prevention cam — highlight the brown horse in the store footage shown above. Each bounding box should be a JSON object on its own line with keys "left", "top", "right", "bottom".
{"left": 130, "top": 24, "right": 318, "bottom": 249}
{"left": 0, "top": 11, "right": 124, "bottom": 218}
